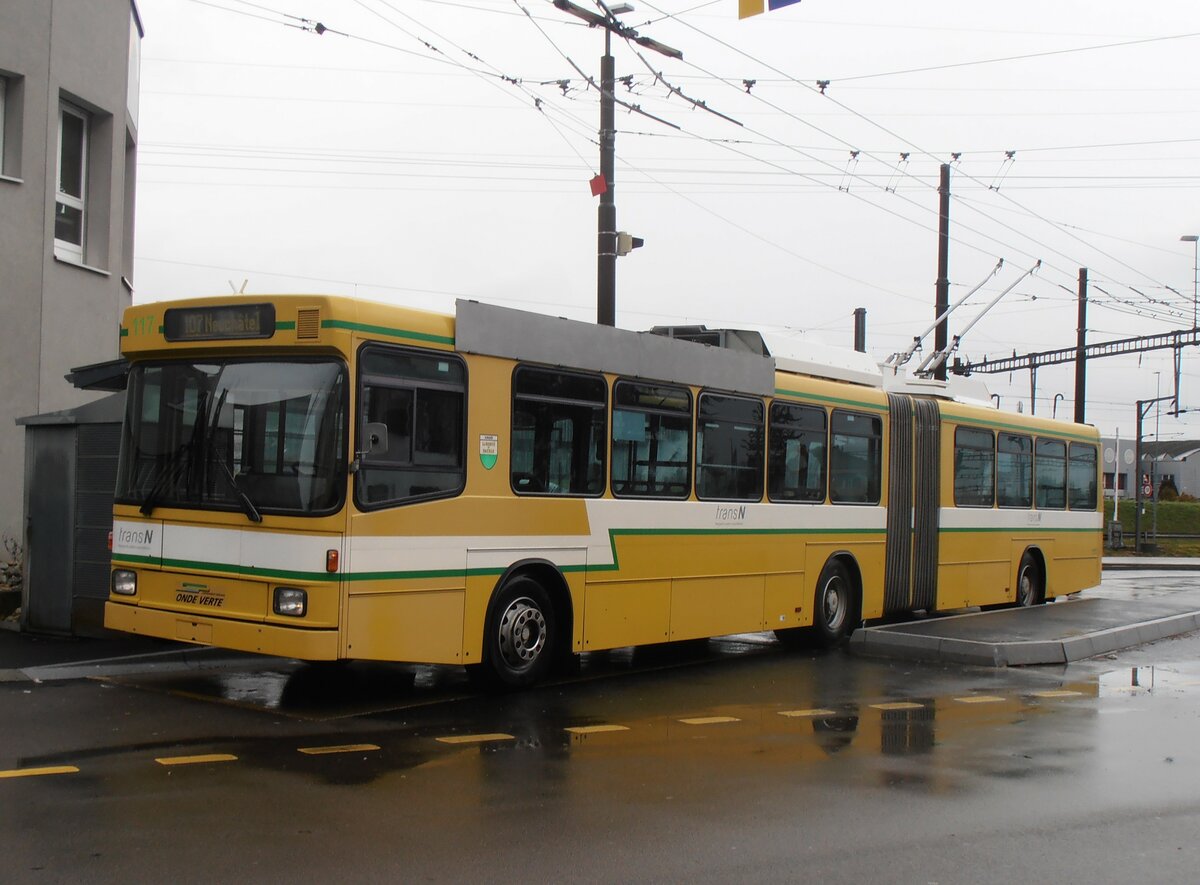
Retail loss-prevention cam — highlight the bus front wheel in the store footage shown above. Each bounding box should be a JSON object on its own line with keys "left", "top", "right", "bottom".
{"left": 480, "top": 576, "right": 556, "bottom": 688}
{"left": 1015, "top": 553, "right": 1044, "bottom": 607}
{"left": 813, "top": 559, "right": 858, "bottom": 646}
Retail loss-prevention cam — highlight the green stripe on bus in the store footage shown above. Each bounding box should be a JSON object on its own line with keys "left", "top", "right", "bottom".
{"left": 111, "top": 526, "right": 887, "bottom": 583}
{"left": 119, "top": 327, "right": 128, "bottom": 337}
{"left": 320, "top": 319, "right": 455, "bottom": 346}
{"left": 112, "top": 554, "right": 341, "bottom": 583}
{"left": 940, "top": 526, "right": 1100, "bottom": 534}
{"left": 949, "top": 413, "right": 1099, "bottom": 443}
{"left": 275, "top": 321, "right": 296, "bottom": 330}
{"left": 774, "top": 388, "right": 888, "bottom": 412}
{"left": 594, "top": 525, "right": 887, "bottom": 574}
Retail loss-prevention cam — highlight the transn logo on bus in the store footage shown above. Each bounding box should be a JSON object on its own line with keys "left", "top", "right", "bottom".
{"left": 715, "top": 505, "right": 747, "bottom": 524}
{"left": 116, "top": 527, "right": 155, "bottom": 547}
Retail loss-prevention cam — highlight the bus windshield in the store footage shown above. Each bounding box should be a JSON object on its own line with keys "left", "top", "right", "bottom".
{"left": 116, "top": 359, "right": 347, "bottom": 517}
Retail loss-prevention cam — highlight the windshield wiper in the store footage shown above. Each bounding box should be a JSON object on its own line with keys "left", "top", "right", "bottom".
{"left": 213, "top": 455, "right": 263, "bottom": 523}
{"left": 140, "top": 392, "right": 208, "bottom": 517}
{"left": 138, "top": 448, "right": 190, "bottom": 517}
{"left": 201, "top": 387, "right": 263, "bottom": 524}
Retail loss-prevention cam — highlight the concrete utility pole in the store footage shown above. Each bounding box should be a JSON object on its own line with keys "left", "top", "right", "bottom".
{"left": 598, "top": 36, "right": 616, "bottom": 327}
{"left": 551, "top": 1, "right": 681, "bottom": 327}
{"left": 934, "top": 163, "right": 951, "bottom": 380}
{"left": 1075, "top": 268, "right": 1087, "bottom": 423}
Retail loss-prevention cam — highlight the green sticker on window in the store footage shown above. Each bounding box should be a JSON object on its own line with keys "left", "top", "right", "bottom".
{"left": 479, "top": 434, "right": 498, "bottom": 470}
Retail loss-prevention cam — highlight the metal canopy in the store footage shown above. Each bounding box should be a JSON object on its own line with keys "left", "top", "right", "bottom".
{"left": 65, "top": 358, "right": 130, "bottom": 392}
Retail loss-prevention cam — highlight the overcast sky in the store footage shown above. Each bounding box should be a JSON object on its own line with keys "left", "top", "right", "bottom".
{"left": 132, "top": 0, "right": 1200, "bottom": 439}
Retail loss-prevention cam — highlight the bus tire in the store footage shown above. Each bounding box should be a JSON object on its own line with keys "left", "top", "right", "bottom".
{"left": 480, "top": 575, "right": 556, "bottom": 688}
{"left": 773, "top": 627, "right": 809, "bottom": 648}
{"left": 813, "top": 559, "right": 857, "bottom": 646}
{"left": 1015, "top": 552, "right": 1044, "bottom": 607}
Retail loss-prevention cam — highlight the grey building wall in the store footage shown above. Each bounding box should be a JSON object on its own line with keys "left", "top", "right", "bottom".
{"left": 1101, "top": 436, "right": 1200, "bottom": 500}
{"left": 0, "top": 0, "right": 140, "bottom": 544}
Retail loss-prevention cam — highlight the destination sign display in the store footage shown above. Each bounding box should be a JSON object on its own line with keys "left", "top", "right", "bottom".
{"left": 163, "top": 304, "right": 276, "bottom": 342}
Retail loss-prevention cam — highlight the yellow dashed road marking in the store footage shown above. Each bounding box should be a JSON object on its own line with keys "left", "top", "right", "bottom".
{"left": 679, "top": 716, "right": 741, "bottom": 725}
{"left": 564, "top": 725, "right": 630, "bottom": 735}
{"left": 298, "top": 744, "right": 380, "bottom": 756}
{"left": 954, "top": 695, "right": 1006, "bottom": 704}
{"left": 435, "top": 733, "right": 514, "bottom": 745}
{"left": 1031, "top": 690, "right": 1084, "bottom": 699}
{"left": 0, "top": 765, "right": 80, "bottom": 779}
{"left": 870, "top": 702, "right": 926, "bottom": 711}
{"left": 154, "top": 754, "right": 238, "bottom": 766}
{"left": 778, "top": 708, "right": 838, "bottom": 718}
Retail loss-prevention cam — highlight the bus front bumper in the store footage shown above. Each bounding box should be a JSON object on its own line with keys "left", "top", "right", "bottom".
{"left": 104, "top": 601, "right": 339, "bottom": 661}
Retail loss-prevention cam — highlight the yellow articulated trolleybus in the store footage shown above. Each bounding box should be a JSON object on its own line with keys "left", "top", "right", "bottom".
{"left": 106, "top": 296, "right": 1103, "bottom": 687}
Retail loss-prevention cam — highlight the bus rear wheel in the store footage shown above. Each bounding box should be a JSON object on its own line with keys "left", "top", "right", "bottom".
{"left": 813, "top": 560, "right": 858, "bottom": 646}
{"left": 480, "top": 576, "right": 556, "bottom": 688}
{"left": 1015, "top": 553, "right": 1044, "bottom": 607}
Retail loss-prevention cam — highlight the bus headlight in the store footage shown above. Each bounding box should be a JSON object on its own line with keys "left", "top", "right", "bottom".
{"left": 111, "top": 570, "right": 137, "bottom": 596}
{"left": 273, "top": 587, "right": 307, "bottom": 617}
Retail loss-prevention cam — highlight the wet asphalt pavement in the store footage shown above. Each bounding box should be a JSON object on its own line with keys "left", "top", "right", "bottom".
{"left": 3, "top": 570, "right": 1200, "bottom": 883}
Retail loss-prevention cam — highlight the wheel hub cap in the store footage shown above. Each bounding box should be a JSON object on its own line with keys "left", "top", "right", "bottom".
{"left": 498, "top": 598, "right": 546, "bottom": 669}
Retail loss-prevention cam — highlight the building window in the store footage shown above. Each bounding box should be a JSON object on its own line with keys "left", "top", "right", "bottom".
{"left": 128, "top": 8, "right": 143, "bottom": 127}
{"left": 55, "top": 102, "right": 89, "bottom": 261}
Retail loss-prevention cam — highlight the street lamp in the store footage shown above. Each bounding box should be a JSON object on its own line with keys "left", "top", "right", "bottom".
{"left": 1053, "top": 392, "right": 1064, "bottom": 418}
{"left": 1182, "top": 234, "right": 1199, "bottom": 329}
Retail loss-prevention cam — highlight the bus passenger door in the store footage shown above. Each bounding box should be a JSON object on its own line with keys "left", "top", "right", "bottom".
{"left": 883, "top": 395, "right": 940, "bottom": 614}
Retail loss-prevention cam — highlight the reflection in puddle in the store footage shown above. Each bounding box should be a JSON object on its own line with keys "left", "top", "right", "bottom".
{"left": 1098, "top": 665, "right": 1200, "bottom": 697}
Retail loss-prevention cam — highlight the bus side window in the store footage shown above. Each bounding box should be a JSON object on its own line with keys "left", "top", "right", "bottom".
{"left": 1035, "top": 438, "right": 1067, "bottom": 509}
{"left": 1068, "top": 442, "right": 1098, "bottom": 510}
{"left": 511, "top": 366, "right": 606, "bottom": 497}
{"left": 611, "top": 380, "right": 691, "bottom": 498}
{"left": 954, "top": 426, "right": 995, "bottom": 507}
{"left": 356, "top": 346, "right": 466, "bottom": 509}
{"left": 768, "top": 401, "right": 826, "bottom": 503}
{"left": 997, "top": 433, "right": 1033, "bottom": 508}
{"left": 696, "top": 392, "right": 764, "bottom": 502}
{"left": 829, "top": 410, "right": 881, "bottom": 504}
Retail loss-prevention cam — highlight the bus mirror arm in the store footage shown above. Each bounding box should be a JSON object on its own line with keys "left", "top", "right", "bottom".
{"left": 350, "top": 423, "right": 389, "bottom": 474}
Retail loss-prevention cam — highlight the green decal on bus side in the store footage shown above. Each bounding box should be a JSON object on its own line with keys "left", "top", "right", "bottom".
{"left": 774, "top": 388, "right": 888, "bottom": 413}
{"left": 320, "top": 319, "right": 455, "bottom": 346}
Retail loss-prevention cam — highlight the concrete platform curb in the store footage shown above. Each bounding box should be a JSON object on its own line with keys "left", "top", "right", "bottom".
{"left": 1102, "top": 557, "right": 1200, "bottom": 571}
{"left": 0, "top": 646, "right": 273, "bottom": 683}
{"left": 849, "top": 600, "right": 1200, "bottom": 667}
